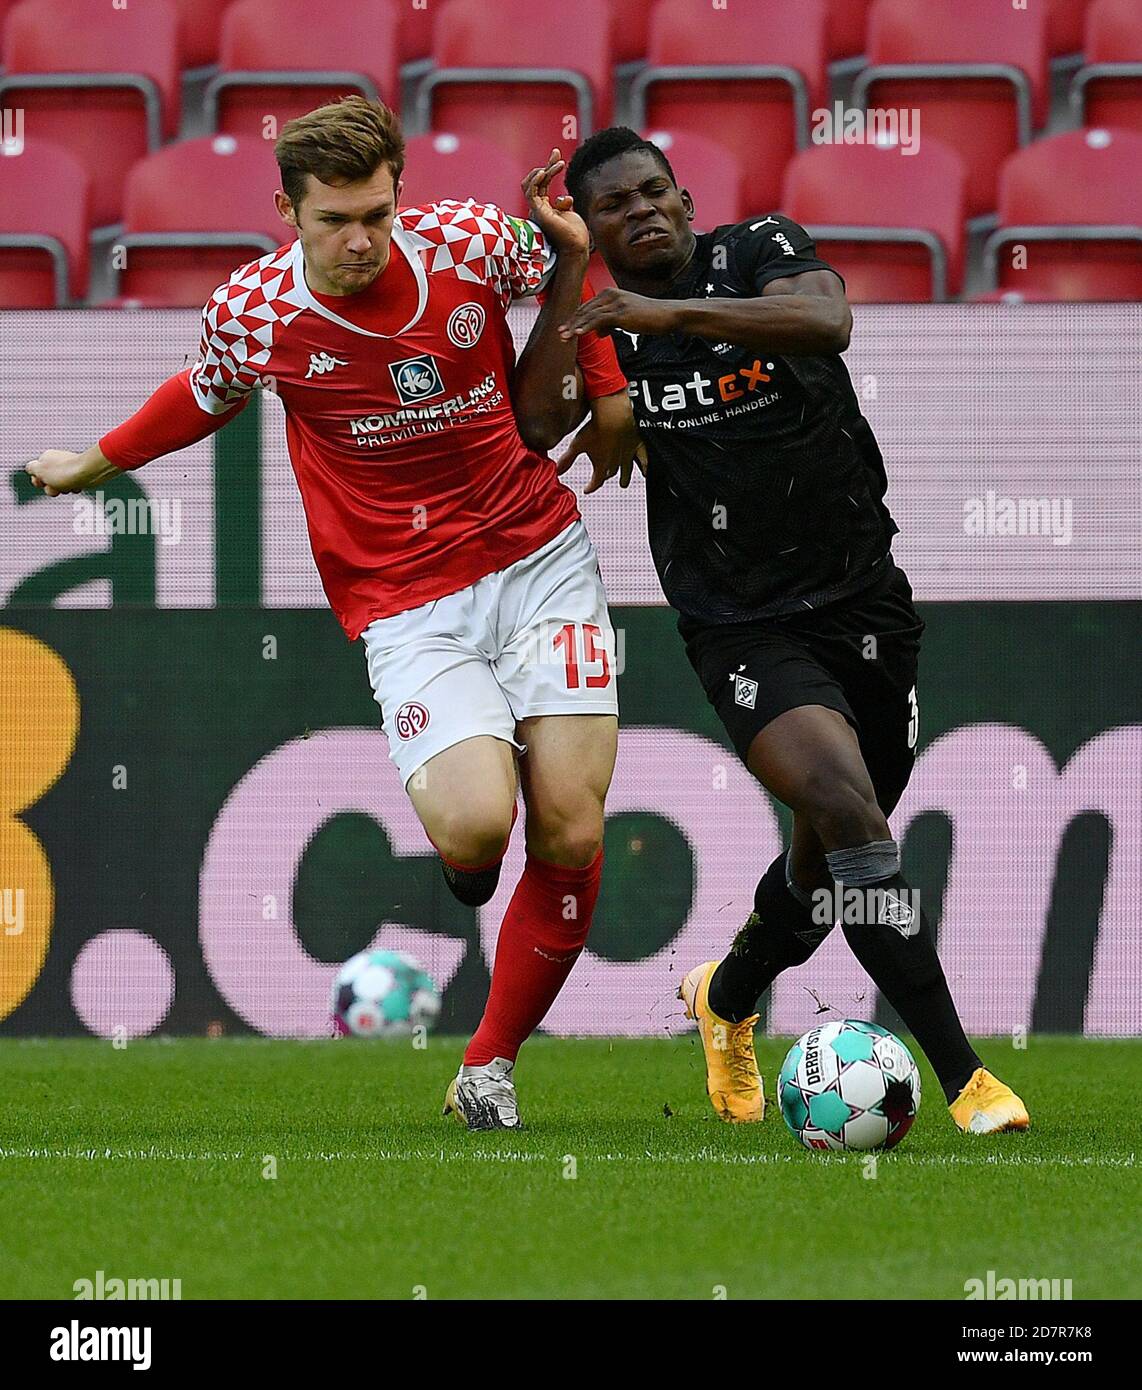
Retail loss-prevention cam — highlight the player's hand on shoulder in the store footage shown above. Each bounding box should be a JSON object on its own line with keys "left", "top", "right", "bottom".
{"left": 555, "top": 391, "right": 647, "bottom": 495}
{"left": 561, "top": 287, "right": 678, "bottom": 340}
{"left": 522, "top": 147, "right": 589, "bottom": 257}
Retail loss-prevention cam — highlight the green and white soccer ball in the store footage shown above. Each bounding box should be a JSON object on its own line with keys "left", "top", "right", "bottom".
{"left": 778, "top": 1020, "right": 921, "bottom": 1151}
{"left": 331, "top": 949, "right": 441, "bottom": 1038}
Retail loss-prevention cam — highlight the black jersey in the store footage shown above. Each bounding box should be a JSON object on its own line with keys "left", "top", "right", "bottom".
{"left": 611, "top": 214, "right": 899, "bottom": 628}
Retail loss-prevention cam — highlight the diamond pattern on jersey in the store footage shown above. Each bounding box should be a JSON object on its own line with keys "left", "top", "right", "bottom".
{"left": 397, "top": 201, "right": 551, "bottom": 308}
{"left": 190, "top": 243, "right": 308, "bottom": 413}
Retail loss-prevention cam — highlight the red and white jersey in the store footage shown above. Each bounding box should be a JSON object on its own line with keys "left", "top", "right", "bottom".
{"left": 103, "top": 201, "right": 625, "bottom": 639}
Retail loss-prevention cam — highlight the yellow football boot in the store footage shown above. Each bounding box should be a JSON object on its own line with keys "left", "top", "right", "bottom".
{"left": 949, "top": 1066, "right": 1030, "bottom": 1134}
{"left": 678, "top": 960, "right": 764, "bottom": 1123}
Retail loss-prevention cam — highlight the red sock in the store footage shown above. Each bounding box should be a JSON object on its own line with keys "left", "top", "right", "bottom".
{"left": 464, "top": 849, "right": 603, "bottom": 1065}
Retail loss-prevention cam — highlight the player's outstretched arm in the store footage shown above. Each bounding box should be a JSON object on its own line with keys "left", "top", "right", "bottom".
{"left": 25, "top": 445, "right": 124, "bottom": 497}
{"left": 562, "top": 270, "right": 853, "bottom": 358}
{"left": 25, "top": 363, "right": 250, "bottom": 500}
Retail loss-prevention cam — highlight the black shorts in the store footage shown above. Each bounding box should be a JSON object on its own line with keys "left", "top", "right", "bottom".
{"left": 681, "top": 562, "right": 925, "bottom": 814}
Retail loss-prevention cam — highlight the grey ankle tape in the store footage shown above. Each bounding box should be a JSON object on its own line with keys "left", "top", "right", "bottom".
{"left": 825, "top": 839, "right": 901, "bottom": 887}
{"left": 784, "top": 850, "right": 816, "bottom": 908}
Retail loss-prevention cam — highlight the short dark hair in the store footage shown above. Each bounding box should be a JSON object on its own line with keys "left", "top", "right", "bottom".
{"left": 275, "top": 95, "right": 405, "bottom": 213}
{"left": 566, "top": 127, "right": 677, "bottom": 216}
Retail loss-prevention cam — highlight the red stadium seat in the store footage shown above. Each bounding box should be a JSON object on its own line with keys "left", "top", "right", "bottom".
{"left": 173, "top": 0, "right": 231, "bottom": 69}
{"left": 642, "top": 129, "right": 745, "bottom": 232}
{"left": 0, "top": 135, "right": 90, "bottom": 304}
{"left": 985, "top": 128, "right": 1142, "bottom": 300}
{"left": 782, "top": 137, "right": 967, "bottom": 301}
{"left": 205, "top": 0, "right": 399, "bottom": 137}
{"left": 612, "top": 0, "right": 655, "bottom": 65}
{"left": 826, "top": 0, "right": 874, "bottom": 60}
{"left": 1045, "top": 0, "right": 1091, "bottom": 57}
{"left": 0, "top": 0, "right": 181, "bottom": 226}
{"left": 855, "top": 0, "right": 1048, "bottom": 217}
{"left": 630, "top": 0, "right": 828, "bottom": 215}
{"left": 398, "top": 0, "right": 434, "bottom": 64}
{"left": 398, "top": 133, "right": 527, "bottom": 216}
{"left": 419, "top": 0, "right": 613, "bottom": 169}
{"left": 1072, "top": 0, "right": 1142, "bottom": 132}
{"left": 109, "top": 136, "right": 287, "bottom": 307}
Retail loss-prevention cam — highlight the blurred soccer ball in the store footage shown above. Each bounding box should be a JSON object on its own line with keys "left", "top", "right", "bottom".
{"left": 331, "top": 949, "right": 441, "bottom": 1038}
{"left": 778, "top": 1019, "right": 921, "bottom": 1151}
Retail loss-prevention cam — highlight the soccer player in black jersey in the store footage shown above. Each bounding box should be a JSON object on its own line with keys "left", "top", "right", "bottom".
{"left": 559, "top": 128, "right": 1029, "bottom": 1135}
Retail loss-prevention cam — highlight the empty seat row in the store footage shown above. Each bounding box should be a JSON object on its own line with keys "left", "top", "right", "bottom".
{"left": 2, "top": 124, "right": 1138, "bottom": 308}
{"left": 2, "top": 0, "right": 1140, "bottom": 227}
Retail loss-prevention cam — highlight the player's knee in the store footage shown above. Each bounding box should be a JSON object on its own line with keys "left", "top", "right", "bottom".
{"left": 527, "top": 810, "right": 603, "bottom": 869}
{"left": 799, "top": 769, "right": 886, "bottom": 849}
{"left": 431, "top": 806, "right": 514, "bottom": 869}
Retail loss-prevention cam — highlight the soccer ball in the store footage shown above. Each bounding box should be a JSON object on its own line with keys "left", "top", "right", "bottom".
{"left": 778, "top": 1020, "right": 921, "bottom": 1151}
{"left": 331, "top": 949, "right": 441, "bottom": 1038}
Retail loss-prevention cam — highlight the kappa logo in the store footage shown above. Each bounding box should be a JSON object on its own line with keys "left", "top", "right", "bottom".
{"left": 394, "top": 702, "right": 431, "bottom": 740}
{"left": 389, "top": 354, "right": 445, "bottom": 405}
{"left": 733, "top": 674, "right": 759, "bottom": 710}
{"left": 306, "top": 351, "right": 348, "bottom": 379}
{"left": 447, "top": 301, "right": 486, "bottom": 349}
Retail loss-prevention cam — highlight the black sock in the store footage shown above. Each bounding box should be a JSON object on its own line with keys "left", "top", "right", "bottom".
{"left": 707, "top": 853, "right": 834, "bottom": 1024}
{"left": 439, "top": 857, "right": 502, "bottom": 907}
{"left": 832, "top": 865, "right": 981, "bottom": 1102}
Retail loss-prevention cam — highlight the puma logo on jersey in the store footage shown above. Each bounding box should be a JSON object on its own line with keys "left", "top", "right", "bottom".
{"left": 306, "top": 352, "right": 348, "bottom": 378}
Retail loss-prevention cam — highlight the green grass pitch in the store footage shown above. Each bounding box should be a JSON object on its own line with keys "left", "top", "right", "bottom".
{"left": 1, "top": 1036, "right": 1137, "bottom": 1301}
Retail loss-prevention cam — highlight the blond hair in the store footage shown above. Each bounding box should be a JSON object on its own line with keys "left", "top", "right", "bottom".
{"left": 275, "top": 95, "right": 405, "bottom": 211}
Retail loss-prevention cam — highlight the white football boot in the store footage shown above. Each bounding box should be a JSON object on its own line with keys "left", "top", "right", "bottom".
{"left": 442, "top": 1057, "right": 522, "bottom": 1130}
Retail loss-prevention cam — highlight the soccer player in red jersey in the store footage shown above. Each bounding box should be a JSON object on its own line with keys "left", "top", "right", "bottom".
{"left": 25, "top": 98, "right": 633, "bottom": 1130}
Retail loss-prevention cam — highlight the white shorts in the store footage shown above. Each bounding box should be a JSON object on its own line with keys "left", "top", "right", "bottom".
{"left": 362, "top": 520, "right": 619, "bottom": 786}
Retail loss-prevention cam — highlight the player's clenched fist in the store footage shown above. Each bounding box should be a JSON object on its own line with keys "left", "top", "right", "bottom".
{"left": 560, "top": 287, "right": 680, "bottom": 339}
{"left": 25, "top": 448, "right": 121, "bottom": 497}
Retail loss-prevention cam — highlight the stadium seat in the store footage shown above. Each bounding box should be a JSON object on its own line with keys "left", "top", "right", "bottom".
{"left": 0, "top": 0, "right": 181, "bottom": 226}
{"left": 1072, "top": 0, "right": 1142, "bottom": 132}
{"left": 612, "top": 0, "right": 655, "bottom": 65}
{"left": 630, "top": 0, "right": 829, "bottom": 215}
{"left": 205, "top": 0, "right": 399, "bottom": 137}
{"left": 855, "top": 0, "right": 1049, "bottom": 217}
{"left": 397, "top": 0, "right": 434, "bottom": 65}
{"left": 826, "top": 0, "right": 874, "bottom": 60}
{"left": 642, "top": 129, "right": 745, "bottom": 231}
{"left": 418, "top": 0, "right": 613, "bottom": 169}
{"left": 0, "top": 135, "right": 90, "bottom": 305}
{"left": 174, "top": 0, "right": 231, "bottom": 69}
{"left": 398, "top": 133, "right": 527, "bottom": 216}
{"left": 1046, "top": 0, "right": 1091, "bottom": 57}
{"left": 782, "top": 137, "right": 967, "bottom": 301}
{"left": 108, "top": 136, "right": 287, "bottom": 307}
{"left": 984, "top": 127, "right": 1142, "bottom": 300}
